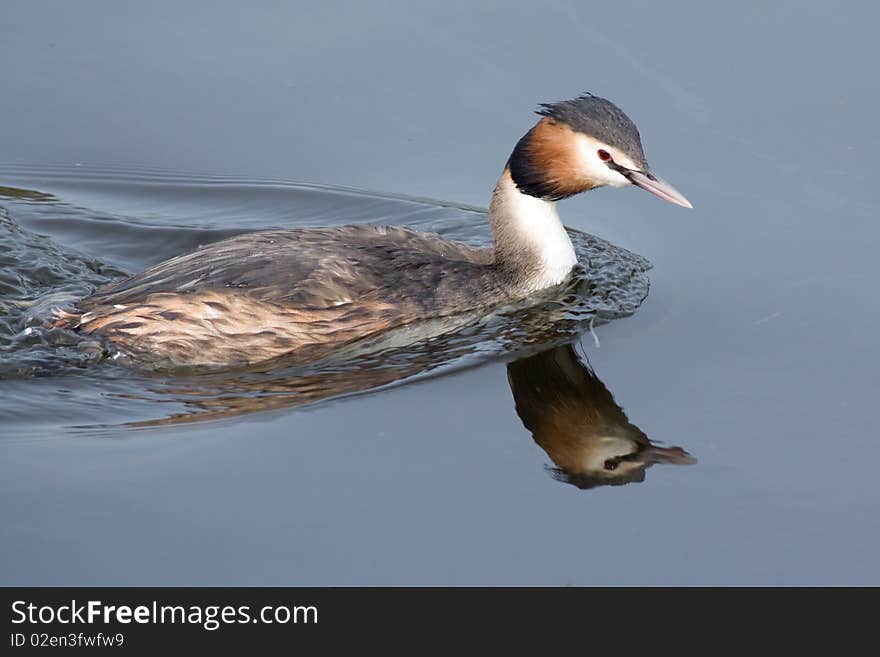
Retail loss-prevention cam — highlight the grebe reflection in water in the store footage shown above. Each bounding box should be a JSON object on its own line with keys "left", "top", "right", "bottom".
{"left": 124, "top": 337, "right": 694, "bottom": 491}
{"left": 507, "top": 343, "right": 695, "bottom": 489}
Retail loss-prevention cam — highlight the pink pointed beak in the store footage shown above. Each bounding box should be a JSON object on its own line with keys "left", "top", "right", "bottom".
{"left": 625, "top": 169, "right": 693, "bottom": 209}
{"left": 638, "top": 444, "right": 697, "bottom": 465}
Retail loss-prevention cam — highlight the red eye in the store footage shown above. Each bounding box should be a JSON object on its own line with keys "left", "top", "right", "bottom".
{"left": 597, "top": 149, "right": 611, "bottom": 162}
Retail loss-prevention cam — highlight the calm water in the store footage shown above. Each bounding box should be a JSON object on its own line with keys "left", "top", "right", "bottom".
{"left": 2, "top": 1, "right": 878, "bottom": 585}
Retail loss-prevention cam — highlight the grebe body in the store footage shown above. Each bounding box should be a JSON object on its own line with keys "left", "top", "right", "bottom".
{"left": 58, "top": 94, "right": 691, "bottom": 368}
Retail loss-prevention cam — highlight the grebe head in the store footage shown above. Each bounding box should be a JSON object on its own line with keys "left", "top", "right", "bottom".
{"left": 508, "top": 93, "right": 692, "bottom": 208}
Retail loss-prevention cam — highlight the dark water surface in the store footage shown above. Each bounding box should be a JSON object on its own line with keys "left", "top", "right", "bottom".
{"left": 2, "top": 1, "right": 879, "bottom": 584}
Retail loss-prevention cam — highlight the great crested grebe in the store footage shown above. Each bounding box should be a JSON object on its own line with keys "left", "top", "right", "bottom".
{"left": 57, "top": 94, "right": 691, "bottom": 368}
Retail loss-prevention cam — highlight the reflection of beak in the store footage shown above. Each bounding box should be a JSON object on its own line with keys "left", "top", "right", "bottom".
{"left": 637, "top": 444, "right": 697, "bottom": 465}
{"left": 624, "top": 169, "right": 693, "bottom": 209}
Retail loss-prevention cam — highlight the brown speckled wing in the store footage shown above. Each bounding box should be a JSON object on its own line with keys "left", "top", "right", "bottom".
{"left": 71, "top": 225, "right": 502, "bottom": 368}
{"left": 80, "top": 225, "right": 491, "bottom": 310}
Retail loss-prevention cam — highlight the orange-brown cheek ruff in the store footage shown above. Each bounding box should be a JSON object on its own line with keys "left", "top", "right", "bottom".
{"left": 508, "top": 117, "right": 598, "bottom": 201}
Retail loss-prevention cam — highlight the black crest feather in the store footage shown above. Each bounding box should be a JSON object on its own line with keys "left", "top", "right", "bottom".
{"left": 536, "top": 93, "right": 648, "bottom": 170}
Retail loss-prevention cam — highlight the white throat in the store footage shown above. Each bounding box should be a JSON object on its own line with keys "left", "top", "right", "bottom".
{"left": 489, "top": 169, "right": 578, "bottom": 291}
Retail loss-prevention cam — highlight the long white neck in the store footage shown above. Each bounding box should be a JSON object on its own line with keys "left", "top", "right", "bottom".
{"left": 489, "top": 168, "right": 578, "bottom": 291}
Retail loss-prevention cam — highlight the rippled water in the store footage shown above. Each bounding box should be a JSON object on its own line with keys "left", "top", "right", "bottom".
{"left": 0, "top": 166, "right": 650, "bottom": 429}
